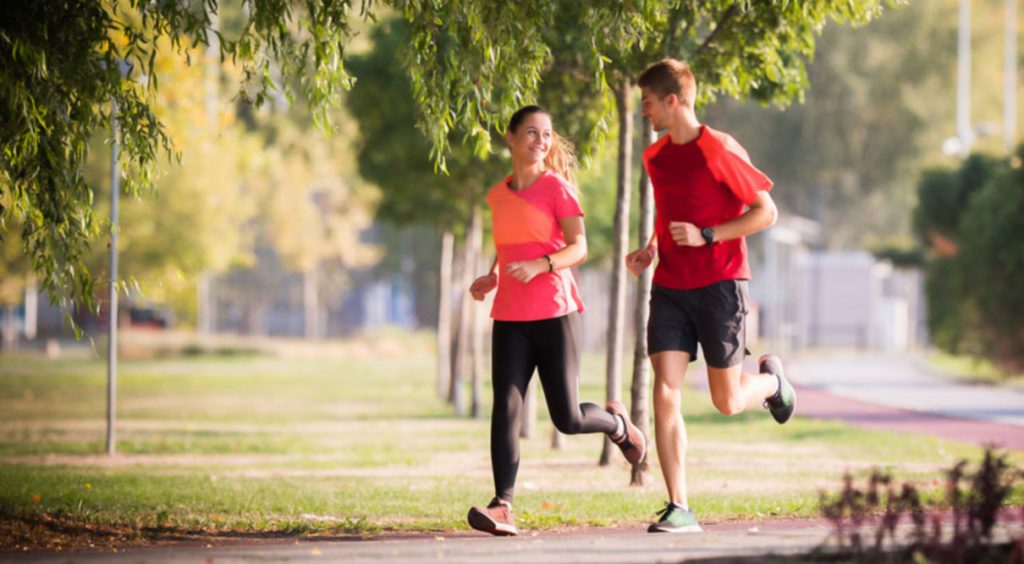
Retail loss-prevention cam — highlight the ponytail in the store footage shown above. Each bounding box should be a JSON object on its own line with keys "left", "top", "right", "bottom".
{"left": 544, "top": 131, "right": 579, "bottom": 187}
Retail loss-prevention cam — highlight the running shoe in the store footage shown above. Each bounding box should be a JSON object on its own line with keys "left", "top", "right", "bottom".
{"left": 648, "top": 502, "right": 703, "bottom": 533}
{"left": 467, "top": 497, "right": 518, "bottom": 536}
{"left": 760, "top": 354, "right": 796, "bottom": 424}
{"left": 606, "top": 400, "right": 647, "bottom": 465}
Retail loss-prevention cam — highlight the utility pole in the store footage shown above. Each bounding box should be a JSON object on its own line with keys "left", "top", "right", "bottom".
{"left": 957, "top": 0, "right": 973, "bottom": 157}
{"left": 1006, "top": 0, "right": 1018, "bottom": 153}
{"left": 106, "top": 61, "right": 130, "bottom": 456}
{"left": 197, "top": 9, "right": 220, "bottom": 336}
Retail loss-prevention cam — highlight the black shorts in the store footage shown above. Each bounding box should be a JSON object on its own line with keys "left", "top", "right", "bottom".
{"left": 647, "top": 280, "right": 750, "bottom": 368}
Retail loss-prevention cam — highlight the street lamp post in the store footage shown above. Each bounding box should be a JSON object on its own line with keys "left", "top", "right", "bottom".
{"left": 957, "top": 0, "right": 973, "bottom": 157}
{"left": 1006, "top": 0, "right": 1018, "bottom": 153}
{"left": 106, "top": 95, "right": 120, "bottom": 456}
{"left": 106, "top": 60, "right": 130, "bottom": 456}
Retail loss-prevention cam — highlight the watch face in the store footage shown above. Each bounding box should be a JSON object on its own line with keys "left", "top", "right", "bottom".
{"left": 701, "top": 227, "right": 714, "bottom": 245}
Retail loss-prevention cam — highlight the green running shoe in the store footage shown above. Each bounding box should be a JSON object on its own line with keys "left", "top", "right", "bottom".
{"left": 647, "top": 502, "right": 703, "bottom": 533}
{"left": 760, "top": 354, "right": 796, "bottom": 424}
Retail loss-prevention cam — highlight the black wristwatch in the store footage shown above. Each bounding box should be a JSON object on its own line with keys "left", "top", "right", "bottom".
{"left": 700, "top": 226, "right": 716, "bottom": 247}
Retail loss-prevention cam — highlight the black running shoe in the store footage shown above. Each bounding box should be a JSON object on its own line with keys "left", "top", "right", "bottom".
{"left": 760, "top": 354, "right": 796, "bottom": 424}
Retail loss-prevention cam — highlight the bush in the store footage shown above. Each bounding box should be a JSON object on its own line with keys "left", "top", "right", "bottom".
{"left": 914, "top": 148, "right": 1023, "bottom": 373}
{"left": 958, "top": 153, "right": 1024, "bottom": 372}
{"left": 819, "top": 446, "right": 1022, "bottom": 562}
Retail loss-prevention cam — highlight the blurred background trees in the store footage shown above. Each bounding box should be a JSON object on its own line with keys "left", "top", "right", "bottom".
{"left": 1, "top": 0, "right": 1021, "bottom": 382}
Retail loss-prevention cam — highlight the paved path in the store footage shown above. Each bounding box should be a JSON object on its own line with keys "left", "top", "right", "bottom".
{"left": 787, "top": 352, "right": 1024, "bottom": 451}
{"left": 14, "top": 522, "right": 840, "bottom": 563}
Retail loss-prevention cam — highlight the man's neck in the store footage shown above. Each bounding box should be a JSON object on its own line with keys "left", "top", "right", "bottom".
{"left": 667, "top": 109, "right": 702, "bottom": 145}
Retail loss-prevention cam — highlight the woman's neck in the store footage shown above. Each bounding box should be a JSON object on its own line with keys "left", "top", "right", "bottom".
{"left": 509, "top": 161, "right": 546, "bottom": 190}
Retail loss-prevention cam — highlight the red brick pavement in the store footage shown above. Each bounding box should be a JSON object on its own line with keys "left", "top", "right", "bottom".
{"left": 688, "top": 364, "right": 1024, "bottom": 451}
{"left": 794, "top": 384, "right": 1024, "bottom": 451}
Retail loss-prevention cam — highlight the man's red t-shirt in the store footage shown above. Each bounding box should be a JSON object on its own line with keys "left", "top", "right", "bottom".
{"left": 642, "top": 125, "right": 773, "bottom": 291}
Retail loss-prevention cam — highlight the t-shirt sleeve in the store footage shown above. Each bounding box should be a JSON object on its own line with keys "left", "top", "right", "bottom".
{"left": 550, "top": 180, "right": 584, "bottom": 220}
{"left": 701, "top": 132, "right": 773, "bottom": 205}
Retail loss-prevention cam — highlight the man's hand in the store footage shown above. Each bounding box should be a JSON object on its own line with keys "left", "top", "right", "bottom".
{"left": 669, "top": 221, "right": 703, "bottom": 247}
{"left": 625, "top": 246, "right": 656, "bottom": 276}
{"left": 469, "top": 274, "right": 497, "bottom": 301}
{"left": 506, "top": 258, "right": 548, "bottom": 284}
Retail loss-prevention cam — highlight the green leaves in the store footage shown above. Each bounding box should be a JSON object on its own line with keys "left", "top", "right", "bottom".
{"left": 1, "top": 0, "right": 897, "bottom": 324}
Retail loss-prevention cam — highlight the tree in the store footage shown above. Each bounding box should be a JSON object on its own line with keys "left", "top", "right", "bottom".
{"left": 958, "top": 148, "right": 1024, "bottom": 372}
{"left": 2, "top": 0, "right": 371, "bottom": 319}
{"left": 555, "top": 1, "right": 892, "bottom": 468}
{"left": 346, "top": 18, "right": 506, "bottom": 413}
{"left": 913, "top": 148, "right": 1022, "bottom": 373}
{"left": 700, "top": 0, "right": 1020, "bottom": 250}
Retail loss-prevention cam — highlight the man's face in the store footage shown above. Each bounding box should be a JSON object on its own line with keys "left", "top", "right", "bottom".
{"left": 640, "top": 88, "right": 671, "bottom": 132}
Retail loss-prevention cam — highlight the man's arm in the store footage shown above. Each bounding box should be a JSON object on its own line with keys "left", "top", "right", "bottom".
{"left": 669, "top": 191, "right": 777, "bottom": 246}
{"left": 710, "top": 190, "right": 777, "bottom": 243}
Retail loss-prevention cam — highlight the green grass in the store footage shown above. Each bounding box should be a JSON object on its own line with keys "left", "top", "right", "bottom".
{"left": 924, "top": 350, "right": 1024, "bottom": 386}
{"left": 0, "top": 337, "right": 1020, "bottom": 538}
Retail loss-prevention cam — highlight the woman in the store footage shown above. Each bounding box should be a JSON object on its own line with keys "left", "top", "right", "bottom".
{"left": 466, "top": 105, "right": 647, "bottom": 537}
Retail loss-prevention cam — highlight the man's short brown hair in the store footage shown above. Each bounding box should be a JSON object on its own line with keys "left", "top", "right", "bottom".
{"left": 638, "top": 59, "right": 696, "bottom": 108}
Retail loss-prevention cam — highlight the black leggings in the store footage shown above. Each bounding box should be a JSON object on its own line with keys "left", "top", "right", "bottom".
{"left": 490, "top": 312, "right": 618, "bottom": 502}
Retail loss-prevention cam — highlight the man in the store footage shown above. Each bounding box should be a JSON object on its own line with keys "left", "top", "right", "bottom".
{"left": 627, "top": 59, "right": 796, "bottom": 534}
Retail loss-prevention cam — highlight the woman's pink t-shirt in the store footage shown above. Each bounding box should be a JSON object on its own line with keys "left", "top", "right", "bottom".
{"left": 486, "top": 171, "right": 585, "bottom": 322}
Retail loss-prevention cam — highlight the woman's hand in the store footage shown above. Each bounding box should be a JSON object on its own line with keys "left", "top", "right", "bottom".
{"left": 625, "top": 246, "right": 656, "bottom": 276}
{"left": 506, "top": 258, "right": 548, "bottom": 284}
{"left": 469, "top": 274, "right": 498, "bottom": 301}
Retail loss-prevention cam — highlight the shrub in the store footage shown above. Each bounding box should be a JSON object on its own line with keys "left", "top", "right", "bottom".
{"left": 819, "top": 446, "right": 1022, "bottom": 562}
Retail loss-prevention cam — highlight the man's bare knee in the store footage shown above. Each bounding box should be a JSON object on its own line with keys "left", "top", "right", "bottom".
{"left": 711, "top": 394, "right": 745, "bottom": 416}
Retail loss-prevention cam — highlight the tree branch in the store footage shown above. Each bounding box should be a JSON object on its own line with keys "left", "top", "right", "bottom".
{"left": 662, "top": 3, "right": 687, "bottom": 57}
{"left": 694, "top": 3, "right": 739, "bottom": 59}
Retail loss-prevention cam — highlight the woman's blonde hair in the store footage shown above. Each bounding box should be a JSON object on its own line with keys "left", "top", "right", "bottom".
{"left": 508, "top": 105, "right": 579, "bottom": 186}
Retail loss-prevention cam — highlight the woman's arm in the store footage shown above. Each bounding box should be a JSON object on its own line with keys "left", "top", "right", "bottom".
{"left": 505, "top": 215, "right": 587, "bottom": 283}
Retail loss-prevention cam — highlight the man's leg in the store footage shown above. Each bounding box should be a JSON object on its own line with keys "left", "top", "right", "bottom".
{"left": 651, "top": 350, "right": 690, "bottom": 506}
{"left": 694, "top": 280, "right": 794, "bottom": 420}
{"left": 706, "top": 363, "right": 778, "bottom": 416}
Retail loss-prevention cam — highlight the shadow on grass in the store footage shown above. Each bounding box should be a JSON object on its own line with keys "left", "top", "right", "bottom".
{"left": 0, "top": 507, "right": 386, "bottom": 552}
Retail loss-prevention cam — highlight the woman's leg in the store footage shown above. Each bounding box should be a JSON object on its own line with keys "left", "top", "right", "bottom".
{"left": 534, "top": 313, "right": 618, "bottom": 435}
{"left": 490, "top": 320, "right": 536, "bottom": 503}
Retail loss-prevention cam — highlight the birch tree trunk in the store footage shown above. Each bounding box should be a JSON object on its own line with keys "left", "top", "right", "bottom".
{"left": 303, "top": 263, "right": 320, "bottom": 339}
{"left": 520, "top": 378, "right": 538, "bottom": 439}
{"left": 630, "top": 120, "right": 656, "bottom": 486}
{"left": 600, "top": 81, "right": 634, "bottom": 466}
{"left": 453, "top": 204, "right": 483, "bottom": 415}
{"left": 437, "top": 229, "right": 454, "bottom": 399}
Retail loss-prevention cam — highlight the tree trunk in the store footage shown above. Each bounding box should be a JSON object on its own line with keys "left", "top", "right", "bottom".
{"left": 453, "top": 204, "right": 483, "bottom": 415}
{"left": 303, "top": 263, "right": 320, "bottom": 339}
{"left": 197, "top": 271, "right": 214, "bottom": 335}
{"left": 437, "top": 229, "right": 455, "bottom": 399}
{"left": 23, "top": 277, "right": 37, "bottom": 340}
{"left": 520, "top": 377, "right": 537, "bottom": 439}
{"left": 630, "top": 119, "right": 657, "bottom": 486}
{"left": 551, "top": 427, "right": 565, "bottom": 449}
{"left": 600, "top": 81, "right": 634, "bottom": 466}
{"left": 468, "top": 207, "right": 486, "bottom": 419}
{"left": 1, "top": 304, "right": 16, "bottom": 352}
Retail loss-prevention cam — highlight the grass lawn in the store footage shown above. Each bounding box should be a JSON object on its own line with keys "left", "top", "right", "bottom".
{"left": 0, "top": 332, "right": 1020, "bottom": 547}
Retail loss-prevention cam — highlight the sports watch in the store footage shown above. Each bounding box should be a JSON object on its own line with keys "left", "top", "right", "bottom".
{"left": 700, "top": 226, "right": 716, "bottom": 247}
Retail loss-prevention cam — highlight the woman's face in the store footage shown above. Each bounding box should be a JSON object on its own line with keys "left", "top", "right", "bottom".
{"left": 507, "top": 112, "right": 553, "bottom": 165}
